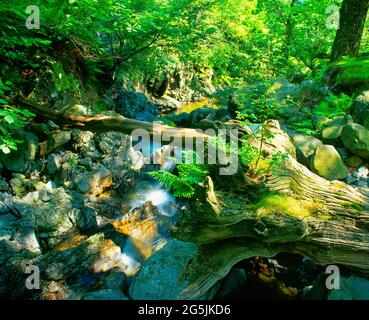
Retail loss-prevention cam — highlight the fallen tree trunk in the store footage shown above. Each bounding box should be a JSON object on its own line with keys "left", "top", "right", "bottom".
{"left": 18, "top": 99, "right": 209, "bottom": 140}
{"left": 172, "top": 121, "right": 369, "bottom": 299}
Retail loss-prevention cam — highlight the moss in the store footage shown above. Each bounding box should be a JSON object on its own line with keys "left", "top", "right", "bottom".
{"left": 341, "top": 202, "right": 365, "bottom": 212}
{"left": 250, "top": 193, "right": 322, "bottom": 219}
{"left": 334, "top": 58, "right": 369, "bottom": 93}
{"left": 336, "top": 59, "right": 369, "bottom": 83}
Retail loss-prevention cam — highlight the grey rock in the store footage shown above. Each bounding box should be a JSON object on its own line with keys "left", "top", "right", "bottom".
{"left": 292, "top": 134, "right": 323, "bottom": 167}
{"left": 79, "top": 157, "right": 93, "bottom": 170}
{"left": 18, "top": 186, "right": 78, "bottom": 248}
{"left": 100, "top": 270, "right": 127, "bottom": 291}
{"left": 122, "top": 148, "right": 145, "bottom": 172}
{"left": 72, "top": 130, "right": 100, "bottom": 159}
{"left": 310, "top": 145, "right": 349, "bottom": 181}
{"left": 39, "top": 130, "right": 72, "bottom": 156}
{"left": 0, "top": 131, "right": 38, "bottom": 173}
{"left": 321, "top": 115, "right": 353, "bottom": 142}
{"left": 74, "top": 168, "right": 112, "bottom": 195}
{"left": 351, "top": 91, "right": 369, "bottom": 130}
{"left": 112, "top": 79, "right": 160, "bottom": 120}
{"left": 129, "top": 239, "right": 203, "bottom": 300}
{"left": 341, "top": 123, "right": 369, "bottom": 160}
{"left": 10, "top": 174, "right": 31, "bottom": 196}
{"left": 97, "top": 132, "right": 131, "bottom": 156}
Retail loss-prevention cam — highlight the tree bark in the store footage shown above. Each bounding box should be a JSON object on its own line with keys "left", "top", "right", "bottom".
{"left": 331, "top": 0, "right": 369, "bottom": 61}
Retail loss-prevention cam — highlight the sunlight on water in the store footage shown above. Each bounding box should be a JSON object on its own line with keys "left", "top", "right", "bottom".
{"left": 145, "top": 189, "right": 170, "bottom": 206}
{"left": 127, "top": 183, "right": 177, "bottom": 217}
{"left": 173, "top": 97, "right": 219, "bottom": 114}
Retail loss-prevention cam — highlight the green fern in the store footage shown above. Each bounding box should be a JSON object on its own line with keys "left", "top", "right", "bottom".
{"left": 149, "top": 162, "right": 208, "bottom": 198}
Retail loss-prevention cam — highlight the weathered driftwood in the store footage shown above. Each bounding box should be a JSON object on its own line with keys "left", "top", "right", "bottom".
{"left": 172, "top": 121, "right": 369, "bottom": 299}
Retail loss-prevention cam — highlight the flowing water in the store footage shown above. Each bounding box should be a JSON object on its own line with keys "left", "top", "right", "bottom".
{"left": 117, "top": 141, "right": 181, "bottom": 276}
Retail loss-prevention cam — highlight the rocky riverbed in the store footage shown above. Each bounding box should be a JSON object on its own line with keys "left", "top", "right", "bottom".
{"left": 2, "top": 77, "right": 369, "bottom": 300}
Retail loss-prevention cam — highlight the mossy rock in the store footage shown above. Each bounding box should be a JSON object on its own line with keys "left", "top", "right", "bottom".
{"left": 341, "top": 123, "right": 369, "bottom": 160}
{"left": 328, "top": 59, "right": 369, "bottom": 94}
{"left": 310, "top": 145, "right": 349, "bottom": 181}
{"left": 0, "top": 131, "right": 38, "bottom": 173}
{"left": 321, "top": 115, "right": 353, "bottom": 143}
{"left": 351, "top": 91, "right": 369, "bottom": 130}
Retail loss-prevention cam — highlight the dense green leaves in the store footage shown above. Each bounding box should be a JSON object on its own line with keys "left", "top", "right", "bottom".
{"left": 0, "top": 79, "right": 34, "bottom": 154}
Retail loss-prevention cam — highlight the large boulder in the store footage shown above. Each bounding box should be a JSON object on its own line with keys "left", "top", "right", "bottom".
{"left": 341, "top": 123, "right": 369, "bottom": 160}
{"left": 20, "top": 187, "right": 77, "bottom": 248}
{"left": 129, "top": 239, "right": 216, "bottom": 300}
{"left": 351, "top": 91, "right": 369, "bottom": 130}
{"left": 0, "top": 131, "right": 38, "bottom": 173}
{"left": 327, "top": 59, "right": 369, "bottom": 95}
{"left": 321, "top": 115, "right": 353, "bottom": 143}
{"left": 292, "top": 134, "right": 323, "bottom": 167}
{"left": 112, "top": 80, "right": 160, "bottom": 120}
{"left": 310, "top": 145, "right": 349, "bottom": 181}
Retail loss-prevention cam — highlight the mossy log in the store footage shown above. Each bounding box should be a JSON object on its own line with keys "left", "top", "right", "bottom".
{"left": 172, "top": 121, "right": 369, "bottom": 299}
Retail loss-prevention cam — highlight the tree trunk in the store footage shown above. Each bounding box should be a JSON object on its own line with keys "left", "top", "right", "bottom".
{"left": 331, "top": 0, "right": 369, "bottom": 61}
{"left": 18, "top": 99, "right": 209, "bottom": 141}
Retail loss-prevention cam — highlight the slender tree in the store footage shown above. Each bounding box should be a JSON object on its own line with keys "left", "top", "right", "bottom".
{"left": 331, "top": 0, "right": 369, "bottom": 61}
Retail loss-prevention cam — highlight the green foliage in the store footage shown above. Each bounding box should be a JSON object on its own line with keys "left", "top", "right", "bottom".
{"left": 0, "top": 79, "right": 34, "bottom": 154}
{"left": 239, "top": 141, "right": 259, "bottom": 167}
{"left": 314, "top": 93, "right": 352, "bottom": 118}
{"left": 149, "top": 153, "right": 208, "bottom": 198}
{"left": 69, "top": 154, "right": 86, "bottom": 170}
{"left": 51, "top": 62, "right": 80, "bottom": 94}
{"left": 236, "top": 81, "right": 289, "bottom": 174}
{"left": 0, "top": 0, "right": 354, "bottom": 93}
